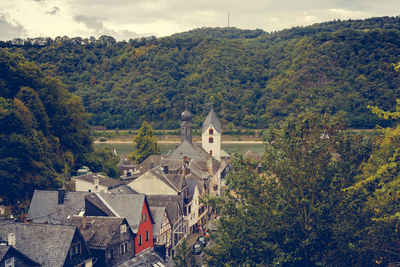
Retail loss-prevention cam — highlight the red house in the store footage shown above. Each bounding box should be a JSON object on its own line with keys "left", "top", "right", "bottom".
{"left": 85, "top": 192, "right": 154, "bottom": 255}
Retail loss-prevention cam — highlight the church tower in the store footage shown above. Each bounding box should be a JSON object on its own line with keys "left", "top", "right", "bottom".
{"left": 202, "top": 108, "right": 221, "bottom": 161}
{"left": 181, "top": 100, "right": 193, "bottom": 144}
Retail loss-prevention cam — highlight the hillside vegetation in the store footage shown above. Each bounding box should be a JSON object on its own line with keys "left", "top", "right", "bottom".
{"left": 0, "top": 49, "right": 93, "bottom": 204}
{"left": 2, "top": 16, "right": 400, "bottom": 129}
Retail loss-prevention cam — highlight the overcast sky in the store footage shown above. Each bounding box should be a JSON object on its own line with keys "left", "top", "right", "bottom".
{"left": 0, "top": 0, "right": 399, "bottom": 41}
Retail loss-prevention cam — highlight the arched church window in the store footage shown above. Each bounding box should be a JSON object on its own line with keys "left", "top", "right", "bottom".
{"left": 210, "top": 150, "right": 213, "bottom": 155}
{"left": 209, "top": 128, "right": 213, "bottom": 135}
{"left": 209, "top": 137, "right": 213, "bottom": 143}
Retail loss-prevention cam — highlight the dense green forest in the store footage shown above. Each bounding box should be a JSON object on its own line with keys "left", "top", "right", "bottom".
{"left": 1, "top": 16, "right": 400, "bottom": 129}
{"left": 0, "top": 49, "right": 119, "bottom": 206}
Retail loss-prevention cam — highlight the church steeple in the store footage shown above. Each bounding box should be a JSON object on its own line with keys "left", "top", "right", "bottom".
{"left": 181, "top": 99, "right": 193, "bottom": 144}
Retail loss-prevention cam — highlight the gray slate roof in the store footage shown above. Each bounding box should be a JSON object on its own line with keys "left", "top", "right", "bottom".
{"left": 27, "top": 190, "right": 89, "bottom": 224}
{"left": 169, "top": 140, "right": 211, "bottom": 162}
{"left": 202, "top": 108, "right": 221, "bottom": 133}
{"left": 134, "top": 155, "right": 183, "bottom": 177}
{"left": 147, "top": 195, "right": 182, "bottom": 226}
{"left": 85, "top": 193, "right": 146, "bottom": 233}
{"left": 74, "top": 173, "right": 122, "bottom": 189}
{"left": 0, "top": 246, "right": 8, "bottom": 260}
{"left": 109, "top": 184, "right": 137, "bottom": 194}
{"left": 0, "top": 223, "right": 78, "bottom": 267}
{"left": 70, "top": 216, "right": 130, "bottom": 249}
{"left": 150, "top": 207, "right": 167, "bottom": 237}
{"left": 186, "top": 179, "right": 198, "bottom": 202}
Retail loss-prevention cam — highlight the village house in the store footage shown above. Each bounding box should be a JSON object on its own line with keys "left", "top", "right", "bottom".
{"left": 70, "top": 216, "right": 135, "bottom": 267}
{"left": 84, "top": 193, "right": 154, "bottom": 255}
{"left": 149, "top": 206, "right": 172, "bottom": 259}
{"left": 147, "top": 195, "right": 184, "bottom": 255}
{"left": 0, "top": 223, "right": 93, "bottom": 267}
{"left": 0, "top": 245, "right": 40, "bottom": 267}
{"left": 73, "top": 173, "right": 124, "bottom": 193}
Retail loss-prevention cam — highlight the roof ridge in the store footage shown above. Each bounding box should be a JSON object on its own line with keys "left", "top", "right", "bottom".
{"left": 95, "top": 193, "right": 121, "bottom": 217}
{"left": 154, "top": 168, "right": 180, "bottom": 192}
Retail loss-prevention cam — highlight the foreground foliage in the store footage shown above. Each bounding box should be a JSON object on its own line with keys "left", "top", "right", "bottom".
{"left": 208, "top": 112, "right": 381, "bottom": 266}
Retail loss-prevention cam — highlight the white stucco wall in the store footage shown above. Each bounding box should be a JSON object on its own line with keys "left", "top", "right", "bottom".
{"left": 75, "top": 179, "right": 108, "bottom": 193}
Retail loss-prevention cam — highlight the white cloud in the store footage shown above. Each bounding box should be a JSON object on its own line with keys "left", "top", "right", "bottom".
{"left": 0, "top": 0, "right": 400, "bottom": 40}
{"left": 0, "top": 13, "right": 27, "bottom": 40}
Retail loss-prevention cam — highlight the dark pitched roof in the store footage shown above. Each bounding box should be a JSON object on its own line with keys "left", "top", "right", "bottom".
{"left": 149, "top": 207, "right": 167, "bottom": 237}
{"left": 70, "top": 216, "right": 130, "bottom": 249}
{"left": 147, "top": 195, "right": 183, "bottom": 225}
{"left": 74, "top": 173, "right": 122, "bottom": 189}
{"left": 186, "top": 179, "right": 198, "bottom": 202}
{"left": 202, "top": 108, "right": 221, "bottom": 133}
{"left": 27, "top": 190, "right": 89, "bottom": 224}
{"left": 190, "top": 157, "right": 221, "bottom": 175}
{"left": 134, "top": 155, "right": 183, "bottom": 176}
{"left": 0, "top": 246, "right": 40, "bottom": 266}
{"left": 109, "top": 184, "right": 137, "bottom": 194}
{"left": 0, "top": 223, "right": 79, "bottom": 267}
{"left": 0, "top": 246, "right": 8, "bottom": 260}
{"left": 85, "top": 193, "right": 146, "bottom": 233}
{"left": 148, "top": 167, "right": 186, "bottom": 192}
{"left": 169, "top": 140, "right": 211, "bottom": 162}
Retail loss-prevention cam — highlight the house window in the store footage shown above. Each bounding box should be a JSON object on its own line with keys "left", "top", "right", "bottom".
{"left": 120, "top": 224, "right": 127, "bottom": 233}
{"left": 70, "top": 242, "right": 81, "bottom": 257}
{"left": 209, "top": 128, "right": 213, "bottom": 135}
{"left": 141, "top": 213, "right": 147, "bottom": 223}
{"left": 5, "top": 257, "right": 14, "bottom": 267}
{"left": 139, "top": 235, "right": 142, "bottom": 246}
{"left": 209, "top": 137, "right": 213, "bottom": 143}
{"left": 146, "top": 230, "right": 149, "bottom": 241}
{"left": 120, "top": 242, "right": 128, "bottom": 254}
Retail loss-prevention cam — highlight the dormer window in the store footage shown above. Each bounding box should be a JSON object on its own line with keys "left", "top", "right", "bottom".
{"left": 209, "top": 137, "right": 213, "bottom": 143}
{"left": 209, "top": 128, "right": 213, "bottom": 135}
{"left": 70, "top": 242, "right": 81, "bottom": 258}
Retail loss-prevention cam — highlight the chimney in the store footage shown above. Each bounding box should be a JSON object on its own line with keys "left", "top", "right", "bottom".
{"left": 163, "top": 165, "right": 169, "bottom": 174}
{"left": 58, "top": 189, "right": 65, "bottom": 205}
{"left": 8, "top": 233, "right": 15, "bottom": 247}
{"left": 82, "top": 216, "right": 87, "bottom": 229}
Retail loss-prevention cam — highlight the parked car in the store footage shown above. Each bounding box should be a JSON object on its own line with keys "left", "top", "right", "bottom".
{"left": 198, "top": 236, "right": 207, "bottom": 247}
{"left": 192, "top": 242, "right": 202, "bottom": 255}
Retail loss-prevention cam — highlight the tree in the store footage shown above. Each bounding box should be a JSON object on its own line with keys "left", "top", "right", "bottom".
{"left": 0, "top": 49, "right": 92, "bottom": 206}
{"left": 130, "top": 121, "right": 160, "bottom": 163}
{"left": 346, "top": 98, "right": 400, "bottom": 265}
{"left": 208, "top": 111, "right": 366, "bottom": 266}
{"left": 173, "top": 239, "right": 198, "bottom": 267}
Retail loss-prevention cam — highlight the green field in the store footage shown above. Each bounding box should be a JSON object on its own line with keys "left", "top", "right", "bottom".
{"left": 94, "top": 142, "right": 264, "bottom": 156}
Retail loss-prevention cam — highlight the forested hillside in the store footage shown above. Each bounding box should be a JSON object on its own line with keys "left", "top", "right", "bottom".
{"left": 0, "top": 49, "right": 93, "bottom": 205}
{"left": 2, "top": 16, "right": 400, "bottom": 129}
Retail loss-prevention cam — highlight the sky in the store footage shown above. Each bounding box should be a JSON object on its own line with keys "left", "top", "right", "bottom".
{"left": 0, "top": 0, "right": 399, "bottom": 41}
